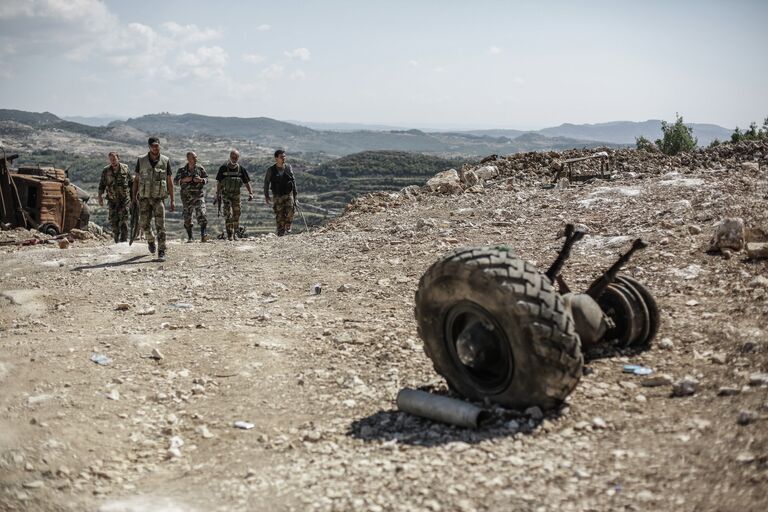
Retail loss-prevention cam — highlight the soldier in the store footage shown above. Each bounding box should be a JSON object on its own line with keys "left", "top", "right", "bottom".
{"left": 264, "top": 149, "right": 297, "bottom": 236}
{"left": 97, "top": 152, "right": 131, "bottom": 243}
{"left": 132, "top": 137, "right": 175, "bottom": 261}
{"left": 174, "top": 151, "right": 209, "bottom": 243}
{"left": 215, "top": 149, "right": 253, "bottom": 241}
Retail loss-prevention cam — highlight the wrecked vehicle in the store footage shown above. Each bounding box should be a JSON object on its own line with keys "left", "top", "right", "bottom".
{"left": 0, "top": 148, "right": 90, "bottom": 235}
{"left": 414, "top": 224, "right": 658, "bottom": 411}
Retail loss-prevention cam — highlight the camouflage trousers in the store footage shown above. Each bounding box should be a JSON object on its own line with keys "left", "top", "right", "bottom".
{"left": 273, "top": 194, "right": 295, "bottom": 236}
{"left": 108, "top": 197, "right": 130, "bottom": 242}
{"left": 138, "top": 198, "right": 166, "bottom": 251}
{"left": 181, "top": 192, "right": 207, "bottom": 229}
{"left": 222, "top": 193, "right": 241, "bottom": 235}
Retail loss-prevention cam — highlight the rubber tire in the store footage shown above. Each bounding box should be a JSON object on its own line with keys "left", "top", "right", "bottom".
{"left": 414, "top": 247, "right": 583, "bottom": 410}
{"left": 38, "top": 223, "right": 60, "bottom": 236}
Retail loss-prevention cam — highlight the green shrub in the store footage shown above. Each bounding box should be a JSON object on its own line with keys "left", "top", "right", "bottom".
{"left": 655, "top": 114, "right": 697, "bottom": 155}
{"left": 635, "top": 136, "right": 656, "bottom": 152}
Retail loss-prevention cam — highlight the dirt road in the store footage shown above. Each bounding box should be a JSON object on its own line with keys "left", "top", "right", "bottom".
{"left": 1, "top": 159, "right": 767, "bottom": 511}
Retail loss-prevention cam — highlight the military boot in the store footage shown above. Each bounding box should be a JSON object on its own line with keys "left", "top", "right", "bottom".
{"left": 227, "top": 229, "right": 233, "bottom": 241}
{"left": 185, "top": 226, "right": 193, "bottom": 243}
{"left": 200, "top": 226, "right": 209, "bottom": 242}
{"left": 148, "top": 241, "right": 156, "bottom": 254}
{"left": 233, "top": 223, "right": 240, "bottom": 241}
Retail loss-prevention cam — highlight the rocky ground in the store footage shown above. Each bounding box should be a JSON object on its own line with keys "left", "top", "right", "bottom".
{"left": 1, "top": 142, "right": 767, "bottom": 512}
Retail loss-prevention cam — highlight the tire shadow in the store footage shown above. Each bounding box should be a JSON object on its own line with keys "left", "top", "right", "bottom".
{"left": 72, "top": 254, "right": 151, "bottom": 271}
{"left": 347, "top": 386, "right": 566, "bottom": 446}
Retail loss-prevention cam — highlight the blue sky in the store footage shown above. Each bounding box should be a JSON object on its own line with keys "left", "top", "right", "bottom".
{"left": 0, "top": 0, "right": 766, "bottom": 129}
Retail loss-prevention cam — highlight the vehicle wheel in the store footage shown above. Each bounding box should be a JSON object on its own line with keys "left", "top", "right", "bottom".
{"left": 616, "top": 275, "right": 659, "bottom": 348}
{"left": 414, "top": 247, "right": 583, "bottom": 410}
{"left": 37, "top": 223, "right": 60, "bottom": 236}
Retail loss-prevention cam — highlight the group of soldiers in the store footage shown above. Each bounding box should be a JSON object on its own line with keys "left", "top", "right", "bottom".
{"left": 98, "top": 137, "right": 298, "bottom": 261}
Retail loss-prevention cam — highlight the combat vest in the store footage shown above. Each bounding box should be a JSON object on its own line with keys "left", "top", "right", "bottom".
{"left": 268, "top": 165, "right": 294, "bottom": 197}
{"left": 220, "top": 164, "right": 243, "bottom": 196}
{"left": 103, "top": 163, "right": 131, "bottom": 198}
{"left": 138, "top": 154, "right": 170, "bottom": 199}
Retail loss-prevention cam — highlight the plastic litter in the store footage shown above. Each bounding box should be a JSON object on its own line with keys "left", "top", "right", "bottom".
{"left": 90, "top": 353, "right": 112, "bottom": 366}
{"left": 233, "top": 421, "right": 255, "bottom": 430}
{"left": 623, "top": 364, "right": 653, "bottom": 376}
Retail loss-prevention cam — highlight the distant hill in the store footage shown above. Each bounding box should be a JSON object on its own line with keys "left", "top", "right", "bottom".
{"left": 6, "top": 108, "right": 736, "bottom": 156}
{"left": 62, "top": 115, "right": 126, "bottom": 126}
{"left": 114, "top": 113, "right": 616, "bottom": 156}
{"left": 538, "top": 120, "right": 732, "bottom": 146}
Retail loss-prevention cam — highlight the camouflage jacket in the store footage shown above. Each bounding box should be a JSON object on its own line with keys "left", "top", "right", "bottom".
{"left": 98, "top": 163, "right": 131, "bottom": 200}
{"left": 174, "top": 164, "right": 208, "bottom": 196}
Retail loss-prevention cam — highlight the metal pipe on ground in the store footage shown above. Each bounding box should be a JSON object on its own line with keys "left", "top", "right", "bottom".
{"left": 396, "top": 388, "right": 489, "bottom": 428}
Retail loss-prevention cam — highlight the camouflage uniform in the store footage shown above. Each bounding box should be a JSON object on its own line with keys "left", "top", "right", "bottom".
{"left": 216, "top": 163, "right": 250, "bottom": 239}
{"left": 98, "top": 163, "right": 132, "bottom": 242}
{"left": 174, "top": 163, "right": 208, "bottom": 241}
{"left": 135, "top": 154, "right": 172, "bottom": 254}
{"left": 264, "top": 163, "right": 297, "bottom": 236}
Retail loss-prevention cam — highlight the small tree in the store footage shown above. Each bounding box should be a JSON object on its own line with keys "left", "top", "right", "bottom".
{"left": 731, "top": 127, "right": 743, "bottom": 143}
{"left": 708, "top": 139, "right": 721, "bottom": 148}
{"left": 655, "top": 113, "right": 697, "bottom": 155}
{"left": 635, "top": 136, "right": 656, "bottom": 152}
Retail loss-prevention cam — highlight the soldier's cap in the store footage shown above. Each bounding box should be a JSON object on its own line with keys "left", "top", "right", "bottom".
{"left": 148, "top": 136, "right": 160, "bottom": 146}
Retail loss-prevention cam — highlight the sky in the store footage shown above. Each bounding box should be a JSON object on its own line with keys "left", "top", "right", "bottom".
{"left": 0, "top": 0, "right": 766, "bottom": 130}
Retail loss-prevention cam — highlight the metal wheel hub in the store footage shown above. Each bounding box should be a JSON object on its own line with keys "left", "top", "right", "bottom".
{"left": 445, "top": 301, "right": 515, "bottom": 394}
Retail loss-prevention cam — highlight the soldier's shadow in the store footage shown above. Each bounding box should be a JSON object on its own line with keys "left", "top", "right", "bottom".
{"left": 72, "top": 255, "right": 151, "bottom": 271}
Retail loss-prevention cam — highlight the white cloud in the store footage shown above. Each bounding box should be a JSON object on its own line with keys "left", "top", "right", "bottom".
{"left": 161, "top": 21, "right": 222, "bottom": 43}
{"left": 243, "top": 53, "right": 266, "bottom": 64}
{"left": 408, "top": 60, "right": 419, "bottom": 68}
{"left": 489, "top": 46, "right": 501, "bottom": 55}
{"left": 284, "top": 47, "right": 311, "bottom": 61}
{"left": 290, "top": 70, "right": 306, "bottom": 80}
{"left": 260, "top": 64, "right": 284, "bottom": 80}
{"left": 0, "top": 0, "right": 114, "bottom": 23}
{"left": 257, "top": 24, "right": 271, "bottom": 31}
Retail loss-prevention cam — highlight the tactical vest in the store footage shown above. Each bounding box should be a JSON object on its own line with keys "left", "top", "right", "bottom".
{"left": 138, "top": 154, "right": 170, "bottom": 199}
{"left": 104, "top": 163, "right": 131, "bottom": 197}
{"left": 268, "top": 166, "right": 294, "bottom": 197}
{"left": 220, "top": 164, "right": 242, "bottom": 196}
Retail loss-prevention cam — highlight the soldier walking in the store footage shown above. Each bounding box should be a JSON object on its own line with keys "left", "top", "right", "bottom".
{"left": 174, "top": 151, "right": 209, "bottom": 242}
{"left": 264, "top": 149, "right": 297, "bottom": 236}
{"left": 97, "top": 151, "right": 131, "bottom": 243}
{"left": 132, "top": 137, "right": 175, "bottom": 261}
{"left": 215, "top": 149, "right": 253, "bottom": 241}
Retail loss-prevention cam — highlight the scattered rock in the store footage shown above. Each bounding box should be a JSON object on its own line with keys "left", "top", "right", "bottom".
{"left": 708, "top": 217, "right": 745, "bottom": 252}
{"left": 642, "top": 374, "right": 673, "bottom": 387}
{"left": 150, "top": 348, "right": 164, "bottom": 360}
{"left": 524, "top": 406, "right": 544, "bottom": 420}
{"left": 717, "top": 386, "right": 741, "bottom": 396}
{"left": 115, "top": 303, "right": 130, "bottom": 311}
{"left": 737, "top": 410, "right": 758, "bottom": 426}
{"left": 748, "top": 373, "right": 768, "bottom": 386}
{"left": 658, "top": 338, "right": 674, "bottom": 350}
{"left": 671, "top": 376, "right": 699, "bottom": 397}
{"left": 426, "top": 169, "right": 462, "bottom": 195}
{"left": 746, "top": 242, "right": 768, "bottom": 259}
{"left": 58, "top": 239, "right": 70, "bottom": 249}
{"left": 137, "top": 306, "right": 156, "bottom": 316}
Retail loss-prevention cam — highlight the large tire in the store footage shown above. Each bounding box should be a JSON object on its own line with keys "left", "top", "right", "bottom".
{"left": 414, "top": 247, "right": 583, "bottom": 410}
